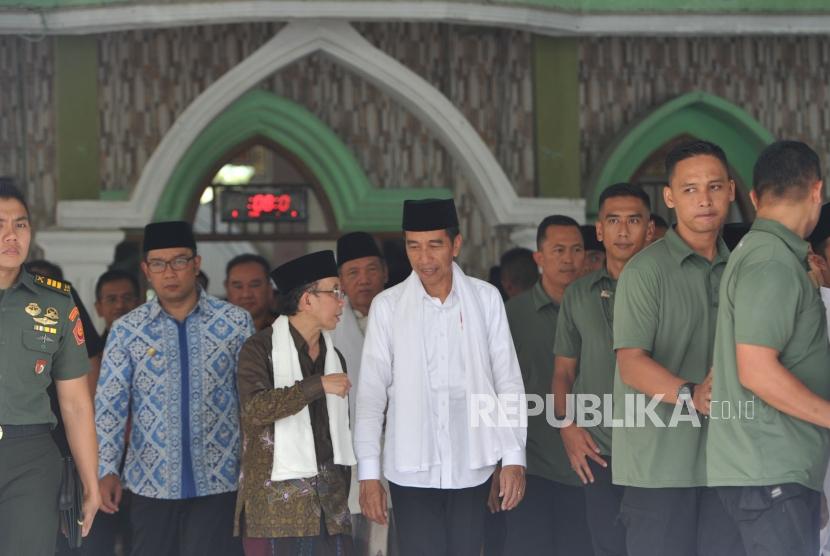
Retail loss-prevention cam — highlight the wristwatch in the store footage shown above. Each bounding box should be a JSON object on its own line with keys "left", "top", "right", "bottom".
{"left": 677, "top": 382, "right": 696, "bottom": 402}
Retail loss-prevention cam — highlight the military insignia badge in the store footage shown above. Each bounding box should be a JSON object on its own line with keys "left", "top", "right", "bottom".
{"left": 68, "top": 307, "right": 79, "bottom": 322}
{"left": 34, "top": 359, "right": 47, "bottom": 375}
{"left": 45, "top": 307, "right": 59, "bottom": 321}
{"left": 33, "top": 315, "right": 58, "bottom": 326}
{"left": 25, "top": 303, "right": 41, "bottom": 316}
{"left": 33, "top": 324, "right": 57, "bottom": 334}
{"left": 73, "top": 319, "right": 85, "bottom": 346}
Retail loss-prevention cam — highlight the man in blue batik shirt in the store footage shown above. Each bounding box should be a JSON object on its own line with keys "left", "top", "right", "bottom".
{"left": 95, "top": 221, "right": 254, "bottom": 556}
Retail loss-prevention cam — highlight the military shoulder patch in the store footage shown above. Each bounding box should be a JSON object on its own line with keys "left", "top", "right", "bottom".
{"left": 32, "top": 274, "right": 71, "bottom": 296}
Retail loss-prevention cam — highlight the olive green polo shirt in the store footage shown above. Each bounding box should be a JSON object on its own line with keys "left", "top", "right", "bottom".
{"left": 506, "top": 281, "right": 579, "bottom": 486}
{"left": 554, "top": 266, "right": 617, "bottom": 456}
{"left": 0, "top": 269, "right": 89, "bottom": 426}
{"left": 708, "top": 218, "right": 830, "bottom": 492}
{"left": 612, "top": 228, "right": 729, "bottom": 488}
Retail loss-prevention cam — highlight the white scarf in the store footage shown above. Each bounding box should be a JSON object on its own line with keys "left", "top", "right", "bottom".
{"left": 270, "top": 315, "right": 356, "bottom": 481}
{"left": 391, "top": 262, "right": 525, "bottom": 473}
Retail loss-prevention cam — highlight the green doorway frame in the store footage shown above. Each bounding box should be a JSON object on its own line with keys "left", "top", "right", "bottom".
{"left": 587, "top": 91, "right": 774, "bottom": 218}
{"left": 153, "top": 89, "right": 452, "bottom": 230}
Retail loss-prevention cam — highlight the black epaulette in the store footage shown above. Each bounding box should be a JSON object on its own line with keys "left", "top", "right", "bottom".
{"left": 33, "top": 274, "right": 72, "bottom": 296}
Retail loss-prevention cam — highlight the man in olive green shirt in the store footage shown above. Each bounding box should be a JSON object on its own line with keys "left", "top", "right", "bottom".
{"left": 708, "top": 141, "right": 830, "bottom": 556}
{"left": 553, "top": 183, "right": 653, "bottom": 556}
{"left": 0, "top": 183, "right": 100, "bottom": 556}
{"left": 612, "top": 141, "right": 742, "bottom": 556}
{"left": 504, "top": 215, "right": 594, "bottom": 555}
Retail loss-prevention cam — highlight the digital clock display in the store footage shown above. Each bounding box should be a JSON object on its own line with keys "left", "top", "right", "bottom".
{"left": 220, "top": 188, "right": 308, "bottom": 222}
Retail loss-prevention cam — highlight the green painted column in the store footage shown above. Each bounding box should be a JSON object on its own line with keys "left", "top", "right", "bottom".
{"left": 533, "top": 36, "right": 580, "bottom": 198}
{"left": 55, "top": 36, "right": 100, "bottom": 200}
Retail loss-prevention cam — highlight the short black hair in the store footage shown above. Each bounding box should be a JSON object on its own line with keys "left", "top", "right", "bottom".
{"left": 536, "top": 215, "right": 581, "bottom": 250}
{"left": 598, "top": 182, "right": 651, "bottom": 214}
{"left": 280, "top": 280, "right": 318, "bottom": 316}
{"left": 753, "top": 140, "right": 822, "bottom": 201}
{"left": 499, "top": 247, "right": 537, "bottom": 291}
{"left": 665, "top": 140, "right": 730, "bottom": 182}
{"left": 811, "top": 237, "right": 829, "bottom": 258}
{"left": 226, "top": 253, "right": 271, "bottom": 280}
{"left": 26, "top": 260, "right": 63, "bottom": 281}
{"left": 95, "top": 269, "right": 140, "bottom": 301}
{"left": 650, "top": 214, "right": 669, "bottom": 229}
{"left": 0, "top": 181, "right": 30, "bottom": 217}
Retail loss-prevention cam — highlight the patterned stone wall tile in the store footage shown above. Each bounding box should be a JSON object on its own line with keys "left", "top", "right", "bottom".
{"left": 580, "top": 36, "right": 830, "bottom": 195}
{"left": 356, "top": 22, "right": 536, "bottom": 196}
{"left": 97, "top": 23, "right": 281, "bottom": 192}
{"left": 0, "top": 36, "right": 56, "bottom": 230}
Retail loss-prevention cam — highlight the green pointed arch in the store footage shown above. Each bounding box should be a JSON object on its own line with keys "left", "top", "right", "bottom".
{"left": 154, "top": 89, "right": 452, "bottom": 230}
{"left": 587, "top": 91, "right": 774, "bottom": 218}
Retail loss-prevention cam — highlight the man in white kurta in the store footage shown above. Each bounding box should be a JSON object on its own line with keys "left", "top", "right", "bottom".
{"left": 331, "top": 231, "right": 393, "bottom": 556}
{"left": 354, "top": 198, "right": 527, "bottom": 556}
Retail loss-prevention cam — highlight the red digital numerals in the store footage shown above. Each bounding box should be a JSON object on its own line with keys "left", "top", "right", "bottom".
{"left": 245, "top": 193, "right": 293, "bottom": 218}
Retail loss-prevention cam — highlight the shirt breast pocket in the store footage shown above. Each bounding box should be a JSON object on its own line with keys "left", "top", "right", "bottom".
{"left": 21, "top": 329, "right": 61, "bottom": 380}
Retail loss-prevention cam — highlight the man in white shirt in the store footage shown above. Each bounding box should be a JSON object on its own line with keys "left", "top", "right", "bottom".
{"left": 331, "top": 231, "right": 394, "bottom": 556}
{"left": 355, "top": 198, "right": 527, "bottom": 556}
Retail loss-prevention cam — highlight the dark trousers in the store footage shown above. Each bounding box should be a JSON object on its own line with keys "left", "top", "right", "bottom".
{"left": 482, "top": 510, "right": 506, "bottom": 556}
{"left": 389, "top": 479, "right": 490, "bottom": 556}
{"left": 620, "top": 486, "right": 744, "bottom": 556}
{"left": 584, "top": 458, "right": 626, "bottom": 556}
{"left": 129, "top": 491, "right": 243, "bottom": 556}
{"left": 502, "top": 474, "right": 594, "bottom": 555}
{"left": 242, "top": 513, "right": 355, "bottom": 556}
{"left": 0, "top": 432, "right": 62, "bottom": 556}
{"left": 716, "top": 484, "right": 820, "bottom": 556}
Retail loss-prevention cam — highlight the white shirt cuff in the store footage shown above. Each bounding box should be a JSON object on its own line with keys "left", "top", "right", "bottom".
{"left": 501, "top": 449, "right": 526, "bottom": 468}
{"left": 358, "top": 457, "right": 381, "bottom": 481}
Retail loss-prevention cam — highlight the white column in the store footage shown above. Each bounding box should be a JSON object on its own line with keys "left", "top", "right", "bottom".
{"left": 36, "top": 229, "right": 126, "bottom": 334}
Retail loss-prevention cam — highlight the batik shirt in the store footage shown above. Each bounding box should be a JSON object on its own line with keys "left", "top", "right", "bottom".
{"left": 234, "top": 324, "right": 352, "bottom": 538}
{"left": 96, "top": 290, "right": 254, "bottom": 499}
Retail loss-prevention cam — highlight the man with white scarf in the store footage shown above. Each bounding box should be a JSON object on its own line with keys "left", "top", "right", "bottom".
{"left": 331, "top": 231, "right": 395, "bottom": 556}
{"left": 355, "top": 198, "right": 527, "bottom": 556}
{"left": 234, "top": 250, "right": 356, "bottom": 556}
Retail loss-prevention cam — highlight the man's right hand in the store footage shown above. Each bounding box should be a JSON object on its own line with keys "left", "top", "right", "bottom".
{"left": 359, "top": 479, "right": 388, "bottom": 525}
{"left": 99, "top": 474, "right": 122, "bottom": 514}
{"left": 693, "top": 371, "right": 713, "bottom": 416}
{"left": 321, "top": 373, "right": 351, "bottom": 398}
{"left": 561, "top": 423, "right": 606, "bottom": 485}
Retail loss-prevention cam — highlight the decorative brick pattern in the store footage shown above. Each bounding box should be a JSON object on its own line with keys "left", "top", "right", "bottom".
{"left": 358, "top": 22, "right": 536, "bottom": 197}
{"left": 580, "top": 36, "right": 830, "bottom": 193}
{"left": 260, "top": 52, "right": 452, "bottom": 192}
{"left": 0, "top": 37, "right": 57, "bottom": 230}
{"left": 97, "top": 23, "right": 281, "bottom": 191}
{"left": 97, "top": 23, "right": 536, "bottom": 198}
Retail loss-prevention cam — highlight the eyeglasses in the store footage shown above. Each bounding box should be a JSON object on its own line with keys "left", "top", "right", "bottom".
{"left": 146, "top": 255, "right": 195, "bottom": 274}
{"left": 310, "top": 286, "right": 346, "bottom": 301}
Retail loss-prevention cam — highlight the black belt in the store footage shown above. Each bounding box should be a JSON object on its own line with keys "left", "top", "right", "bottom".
{"left": 0, "top": 423, "right": 51, "bottom": 441}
